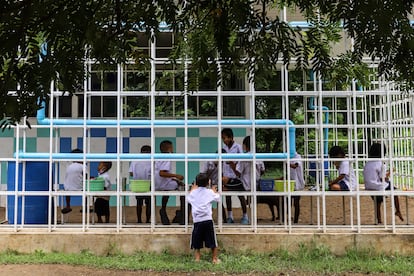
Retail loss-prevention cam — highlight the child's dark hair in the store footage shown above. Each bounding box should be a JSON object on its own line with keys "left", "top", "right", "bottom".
{"left": 329, "top": 145, "right": 345, "bottom": 157}
{"left": 160, "top": 140, "right": 172, "bottom": 152}
{"left": 140, "top": 145, "right": 151, "bottom": 153}
{"left": 101, "top": 162, "right": 112, "bottom": 173}
{"left": 196, "top": 173, "right": 209, "bottom": 187}
{"left": 221, "top": 128, "right": 234, "bottom": 138}
{"left": 243, "top": 136, "right": 251, "bottom": 151}
{"left": 71, "top": 148, "right": 83, "bottom": 153}
{"left": 369, "top": 143, "right": 386, "bottom": 158}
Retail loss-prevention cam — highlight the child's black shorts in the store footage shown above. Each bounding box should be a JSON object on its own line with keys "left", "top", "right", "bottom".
{"left": 95, "top": 198, "right": 110, "bottom": 216}
{"left": 191, "top": 220, "right": 217, "bottom": 250}
{"left": 224, "top": 178, "right": 245, "bottom": 191}
{"left": 135, "top": 196, "right": 151, "bottom": 205}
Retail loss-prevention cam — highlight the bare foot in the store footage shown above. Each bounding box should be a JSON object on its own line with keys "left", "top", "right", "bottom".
{"left": 195, "top": 258, "right": 200, "bottom": 263}
{"left": 396, "top": 211, "right": 404, "bottom": 221}
{"left": 212, "top": 258, "right": 221, "bottom": 264}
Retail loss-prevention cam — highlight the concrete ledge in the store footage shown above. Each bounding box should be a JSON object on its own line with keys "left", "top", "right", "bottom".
{"left": 1, "top": 231, "right": 414, "bottom": 256}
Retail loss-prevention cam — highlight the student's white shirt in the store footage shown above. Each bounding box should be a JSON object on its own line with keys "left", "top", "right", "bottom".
{"left": 290, "top": 153, "right": 305, "bottom": 191}
{"left": 363, "top": 160, "right": 388, "bottom": 191}
{"left": 99, "top": 171, "right": 112, "bottom": 190}
{"left": 64, "top": 162, "right": 84, "bottom": 191}
{"left": 338, "top": 161, "right": 357, "bottom": 191}
{"left": 236, "top": 160, "right": 252, "bottom": 191}
{"left": 222, "top": 142, "right": 243, "bottom": 178}
{"left": 255, "top": 161, "right": 265, "bottom": 185}
{"left": 129, "top": 161, "right": 151, "bottom": 180}
{"left": 200, "top": 161, "right": 219, "bottom": 185}
{"left": 187, "top": 187, "right": 220, "bottom": 223}
{"left": 154, "top": 160, "right": 177, "bottom": 191}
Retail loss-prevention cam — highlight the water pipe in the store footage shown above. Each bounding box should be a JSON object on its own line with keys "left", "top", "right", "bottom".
{"left": 15, "top": 152, "right": 292, "bottom": 160}
{"left": 36, "top": 102, "right": 297, "bottom": 158}
{"left": 308, "top": 97, "right": 329, "bottom": 155}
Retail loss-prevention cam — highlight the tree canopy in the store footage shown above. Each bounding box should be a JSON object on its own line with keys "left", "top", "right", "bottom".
{"left": 1, "top": 0, "right": 414, "bottom": 126}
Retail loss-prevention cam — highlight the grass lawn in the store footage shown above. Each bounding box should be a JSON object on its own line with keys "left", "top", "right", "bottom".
{"left": 0, "top": 244, "right": 414, "bottom": 275}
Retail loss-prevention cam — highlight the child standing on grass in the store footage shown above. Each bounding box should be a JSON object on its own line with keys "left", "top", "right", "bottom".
{"left": 363, "top": 143, "right": 404, "bottom": 223}
{"left": 95, "top": 161, "right": 112, "bottom": 223}
{"left": 188, "top": 173, "right": 220, "bottom": 264}
{"left": 328, "top": 145, "right": 357, "bottom": 191}
{"left": 221, "top": 128, "right": 248, "bottom": 224}
{"left": 129, "top": 145, "right": 152, "bottom": 223}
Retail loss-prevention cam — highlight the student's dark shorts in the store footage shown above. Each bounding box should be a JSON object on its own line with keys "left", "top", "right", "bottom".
{"left": 135, "top": 196, "right": 151, "bottom": 206}
{"left": 95, "top": 198, "right": 110, "bottom": 216}
{"left": 330, "top": 180, "right": 350, "bottom": 191}
{"left": 372, "top": 184, "right": 396, "bottom": 204}
{"left": 191, "top": 220, "right": 217, "bottom": 250}
{"left": 224, "top": 178, "right": 245, "bottom": 191}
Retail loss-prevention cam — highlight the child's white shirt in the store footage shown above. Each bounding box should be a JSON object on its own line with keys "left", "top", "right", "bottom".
{"left": 64, "top": 162, "right": 83, "bottom": 191}
{"left": 338, "top": 161, "right": 357, "bottom": 191}
{"left": 290, "top": 153, "right": 305, "bottom": 191}
{"left": 236, "top": 160, "right": 251, "bottom": 191}
{"left": 99, "top": 171, "right": 111, "bottom": 190}
{"left": 154, "top": 160, "right": 178, "bottom": 191}
{"left": 363, "top": 160, "right": 388, "bottom": 191}
{"left": 129, "top": 161, "right": 151, "bottom": 180}
{"left": 222, "top": 142, "right": 243, "bottom": 178}
{"left": 255, "top": 161, "right": 265, "bottom": 185}
{"left": 187, "top": 187, "right": 220, "bottom": 223}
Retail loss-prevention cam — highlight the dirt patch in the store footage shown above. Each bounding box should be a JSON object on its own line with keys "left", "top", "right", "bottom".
{"left": 0, "top": 264, "right": 394, "bottom": 275}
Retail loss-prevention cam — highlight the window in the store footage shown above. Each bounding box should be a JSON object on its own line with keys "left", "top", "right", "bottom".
{"left": 156, "top": 32, "right": 173, "bottom": 58}
{"left": 77, "top": 95, "right": 116, "bottom": 118}
{"left": 55, "top": 97, "right": 72, "bottom": 118}
{"left": 90, "top": 65, "right": 117, "bottom": 91}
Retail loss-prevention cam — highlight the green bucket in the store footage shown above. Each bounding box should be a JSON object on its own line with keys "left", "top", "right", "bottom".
{"left": 86, "top": 178, "right": 105, "bottom": 191}
{"left": 130, "top": 180, "right": 151, "bottom": 192}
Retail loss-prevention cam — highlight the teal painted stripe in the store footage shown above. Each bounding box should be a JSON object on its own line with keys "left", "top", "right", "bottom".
{"left": 1, "top": 162, "right": 7, "bottom": 185}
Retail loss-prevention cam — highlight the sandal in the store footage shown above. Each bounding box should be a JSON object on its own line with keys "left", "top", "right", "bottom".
{"left": 61, "top": 207, "right": 72, "bottom": 214}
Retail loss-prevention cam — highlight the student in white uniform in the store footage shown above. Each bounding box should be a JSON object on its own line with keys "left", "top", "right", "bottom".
{"left": 363, "top": 143, "right": 404, "bottom": 223}
{"left": 62, "top": 148, "right": 84, "bottom": 214}
{"left": 328, "top": 146, "right": 357, "bottom": 191}
{"left": 129, "top": 145, "right": 152, "bottom": 223}
{"left": 290, "top": 153, "right": 305, "bottom": 223}
{"left": 221, "top": 128, "right": 247, "bottom": 224}
{"left": 95, "top": 161, "right": 112, "bottom": 223}
{"left": 155, "top": 140, "right": 185, "bottom": 225}
{"left": 188, "top": 173, "right": 221, "bottom": 264}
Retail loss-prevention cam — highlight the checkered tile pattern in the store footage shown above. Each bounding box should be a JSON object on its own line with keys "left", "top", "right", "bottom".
{"left": 0, "top": 126, "right": 247, "bottom": 207}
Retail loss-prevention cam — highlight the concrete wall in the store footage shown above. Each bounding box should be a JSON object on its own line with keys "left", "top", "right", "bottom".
{"left": 1, "top": 231, "right": 414, "bottom": 256}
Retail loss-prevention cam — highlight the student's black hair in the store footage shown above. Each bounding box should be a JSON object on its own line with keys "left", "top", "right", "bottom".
{"left": 221, "top": 128, "right": 234, "bottom": 138}
{"left": 195, "top": 173, "right": 209, "bottom": 187}
{"left": 71, "top": 148, "right": 83, "bottom": 153}
{"left": 243, "top": 136, "right": 251, "bottom": 151}
{"left": 368, "top": 143, "right": 386, "bottom": 158}
{"left": 140, "top": 145, "right": 151, "bottom": 153}
{"left": 101, "top": 162, "right": 112, "bottom": 173}
{"left": 160, "top": 140, "right": 173, "bottom": 153}
{"left": 328, "top": 145, "right": 345, "bottom": 157}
